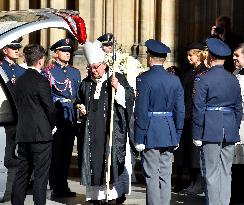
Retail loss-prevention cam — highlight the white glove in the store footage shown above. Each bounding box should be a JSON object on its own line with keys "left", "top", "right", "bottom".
{"left": 52, "top": 126, "right": 57, "bottom": 135}
{"left": 193, "top": 139, "right": 202, "bottom": 147}
{"left": 174, "top": 144, "right": 179, "bottom": 151}
{"left": 77, "top": 104, "right": 87, "bottom": 116}
{"left": 135, "top": 144, "right": 146, "bottom": 152}
{"left": 235, "top": 141, "right": 242, "bottom": 146}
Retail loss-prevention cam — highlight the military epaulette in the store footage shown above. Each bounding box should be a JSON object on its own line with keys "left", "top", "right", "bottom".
{"left": 138, "top": 70, "right": 149, "bottom": 77}
{"left": 194, "top": 70, "right": 208, "bottom": 81}
{"left": 197, "top": 69, "right": 208, "bottom": 76}
{"left": 136, "top": 77, "right": 142, "bottom": 82}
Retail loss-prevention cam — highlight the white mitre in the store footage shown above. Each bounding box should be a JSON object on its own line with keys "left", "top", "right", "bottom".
{"left": 84, "top": 40, "right": 105, "bottom": 65}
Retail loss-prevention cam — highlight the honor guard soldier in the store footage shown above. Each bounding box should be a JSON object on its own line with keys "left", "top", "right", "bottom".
{"left": 1, "top": 37, "right": 25, "bottom": 90}
{"left": 134, "top": 39, "right": 185, "bottom": 205}
{"left": 1, "top": 38, "right": 25, "bottom": 169}
{"left": 97, "top": 33, "right": 114, "bottom": 53}
{"left": 45, "top": 38, "right": 81, "bottom": 197}
{"left": 192, "top": 38, "right": 242, "bottom": 205}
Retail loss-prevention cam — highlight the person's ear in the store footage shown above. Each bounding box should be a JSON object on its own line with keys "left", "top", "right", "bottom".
{"left": 52, "top": 51, "right": 58, "bottom": 58}
{"left": 2, "top": 47, "right": 7, "bottom": 55}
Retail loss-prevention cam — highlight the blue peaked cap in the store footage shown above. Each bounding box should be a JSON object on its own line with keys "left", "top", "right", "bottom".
{"left": 6, "top": 37, "right": 23, "bottom": 49}
{"left": 97, "top": 33, "right": 114, "bottom": 46}
{"left": 145, "top": 39, "right": 171, "bottom": 57}
{"left": 206, "top": 38, "right": 231, "bottom": 58}
{"left": 50, "top": 38, "right": 74, "bottom": 51}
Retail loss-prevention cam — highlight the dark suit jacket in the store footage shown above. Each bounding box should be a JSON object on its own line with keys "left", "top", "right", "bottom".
{"left": 14, "top": 68, "right": 56, "bottom": 143}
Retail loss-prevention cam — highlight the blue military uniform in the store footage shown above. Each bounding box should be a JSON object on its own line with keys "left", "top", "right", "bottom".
{"left": 192, "top": 38, "right": 242, "bottom": 205}
{"left": 134, "top": 39, "right": 185, "bottom": 148}
{"left": 1, "top": 38, "right": 25, "bottom": 169}
{"left": 1, "top": 59, "right": 25, "bottom": 85}
{"left": 47, "top": 62, "right": 80, "bottom": 121}
{"left": 1, "top": 38, "right": 25, "bottom": 87}
{"left": 45, "top": 38, "right": 80, "bottom": 197}
{"left": 134, "top": 39, "right": 185, "bottom": 205}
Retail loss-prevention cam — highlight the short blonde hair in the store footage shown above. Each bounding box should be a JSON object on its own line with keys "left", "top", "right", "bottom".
{"left": 187, "top": 49, "right": 206, "bottom": 62}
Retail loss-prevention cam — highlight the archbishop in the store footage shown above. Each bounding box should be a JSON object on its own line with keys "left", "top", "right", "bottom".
{"left": 77, "top": 40, "right": 134, "bottom": 203}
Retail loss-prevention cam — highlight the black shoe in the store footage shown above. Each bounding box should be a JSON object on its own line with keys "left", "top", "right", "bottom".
{"left": 27, "top": 179, "right": 34, "bottom": 190}
{"left": 52, "top": 190, "right": 76, "bottom": 197}
{"left": 172, "top": 185, "right": 183, "bottom": 193}
{"left": 88, "top": 200, "right": 107, "bottom": 205}
{"left": 116, "top": 194, "right": 126, "bottom": 204}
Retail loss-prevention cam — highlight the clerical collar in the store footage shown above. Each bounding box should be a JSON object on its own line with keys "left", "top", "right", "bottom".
{"left": 29, "top": 66, "right": 41, "bottom": 73}
{"left": 91, "top": 72, "right": 108, "bottom": 84}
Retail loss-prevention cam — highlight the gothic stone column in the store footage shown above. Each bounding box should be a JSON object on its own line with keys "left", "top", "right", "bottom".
{"left": 137, "top": 0, "right": 155, "bottom": 64}
{"left": 160, "top": 0, "right": 178, "bottom": 68}
{"left": 49, "top": 0, "right": 67, "bottom": 44}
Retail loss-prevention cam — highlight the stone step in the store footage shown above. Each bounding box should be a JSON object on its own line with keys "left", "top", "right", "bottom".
{"left": 69, "top": 152, "right": 192, "bottom": 187}
{"left": 69, "top": 153, "right": 146, "bottom": 184}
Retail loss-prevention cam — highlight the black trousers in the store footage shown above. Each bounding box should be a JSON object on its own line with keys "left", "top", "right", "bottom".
{"left": 11, "top": 141, "right": 52, "bottom": 205}
{"left": 50, "top": 121, "right": 75, "bottom": 192}
{"left": 4, "top": 126, "right": 19, "bottom": 168}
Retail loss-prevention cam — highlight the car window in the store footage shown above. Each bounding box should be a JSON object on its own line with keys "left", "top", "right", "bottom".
{"left": 0, "top": 9, "right": 87, "bottom": 48}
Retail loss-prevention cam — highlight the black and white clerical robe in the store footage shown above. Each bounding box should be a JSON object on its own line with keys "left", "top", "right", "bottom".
{"left": 78, "top": 71, "right": 134, "bottom": 191}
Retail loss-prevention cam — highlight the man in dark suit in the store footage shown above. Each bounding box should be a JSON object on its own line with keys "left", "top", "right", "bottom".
{"left": 11, "top": 44, "right": 56, "bottom": 205}
{"left": 192, "top": 38, "right": 242, "bottom": 205}
{"left": 134, "top": 39, "right": 185, "bottom": 205}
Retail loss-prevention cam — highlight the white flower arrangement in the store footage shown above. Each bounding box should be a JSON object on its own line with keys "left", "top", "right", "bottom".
{"left": 105, "top": 44, "right": 147, "bottom": 75}
{"left": 105, "top": 44, "right": 148, "bottom": 89}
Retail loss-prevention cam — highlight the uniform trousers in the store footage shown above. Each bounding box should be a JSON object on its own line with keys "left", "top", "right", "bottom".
{"left": 50, "top": 121, "right": 75, "bottom": 192}
{"left": 11, "top": 141, "right": 52, "bottom": 205}
{"left": 142, "top": 148, "right": 173, "bottom": 205}
{"left": 4, "top": 126, "right": 19, "bottom": 167}
{"left": 200, "top": 142, "right": 235, "bottom": 205}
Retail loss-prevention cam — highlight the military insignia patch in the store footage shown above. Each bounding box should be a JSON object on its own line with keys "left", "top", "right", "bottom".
{"left": 195, "top": 77, "right": 201, "bottom": 81}
{"left": 11, "top": 75, "right": 16, "bottom": 84}
{"left": 65, "top": 39, "right": 70, "bottom": 44}
{"left": 136, "top": 89, "right": 139, "bottom": 97}
{"left": 198, "top": 70, "right": 208, "bottom": 76}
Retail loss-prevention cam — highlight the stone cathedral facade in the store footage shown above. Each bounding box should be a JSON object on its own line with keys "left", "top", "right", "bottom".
{"left": 1, "top": 0, "right": 244, "bottom": 73}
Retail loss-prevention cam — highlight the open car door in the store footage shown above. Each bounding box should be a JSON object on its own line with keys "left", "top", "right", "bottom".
{"left": 0, "top": 8, "right": 87, "bottom": 202}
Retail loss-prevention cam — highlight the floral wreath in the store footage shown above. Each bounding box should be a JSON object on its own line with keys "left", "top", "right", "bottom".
{"left": 105, "top": 44, "right": 147, "bottom": 76}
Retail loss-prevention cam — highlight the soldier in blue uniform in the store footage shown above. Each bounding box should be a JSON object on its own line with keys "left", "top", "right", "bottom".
{"left": 192, "top": 38, "right": 242, "bottom": 205}
{"left": 1, "top": 37, "right": 25, "bottom": 91}
{"left": 44, "top": 38, "right": 81, "bottom": 197}
{"left": 1, "top": 38, "right": 25, "bottom": 168}
{"left": 97, "top": 33, "right": 114, "bottom": 53}
{"left": 134, "top": 39, "right": 185, "bottom": 205}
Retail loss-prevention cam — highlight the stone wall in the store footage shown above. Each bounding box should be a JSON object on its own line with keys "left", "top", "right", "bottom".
{"left": 1, "top": 0, "right": 244, "bottom": 73}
